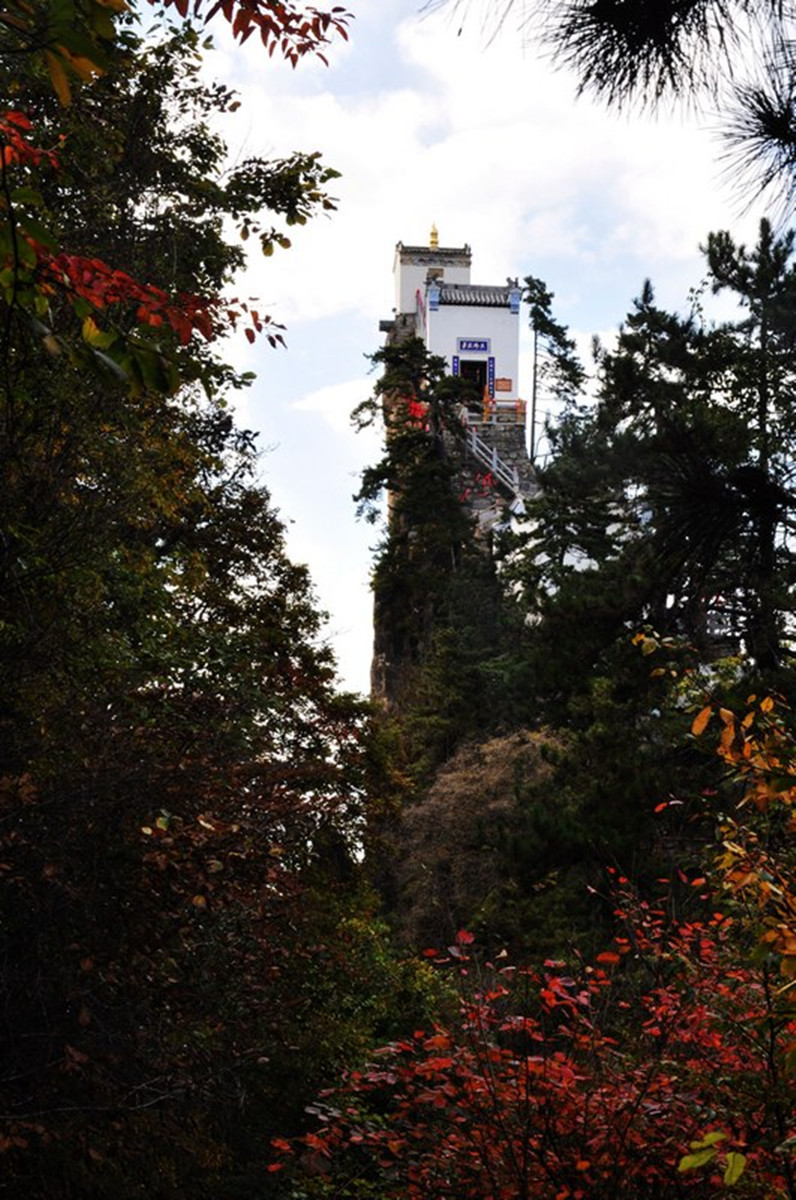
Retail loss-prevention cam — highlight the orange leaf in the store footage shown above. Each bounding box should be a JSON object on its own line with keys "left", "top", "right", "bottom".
{"left": 423, "top": 1033, "right": 451, "bottom": 1051}
{"left": 691, "top": 705, "right": 712, "bottom": 737}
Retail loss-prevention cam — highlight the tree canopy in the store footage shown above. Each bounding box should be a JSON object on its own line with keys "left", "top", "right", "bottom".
{"left": 0, "top": 6, "right": 439, "bottom": 1195}
{"left": 505, "top": 218, "right": 796, "bottom": 698}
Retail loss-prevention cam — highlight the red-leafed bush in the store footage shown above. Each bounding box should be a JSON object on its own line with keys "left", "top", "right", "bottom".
{"left": 273, "top": 885, "right": 795, "bottom": 1198}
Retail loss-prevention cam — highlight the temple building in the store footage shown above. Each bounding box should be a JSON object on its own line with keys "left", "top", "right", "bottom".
{"left": 380, "top": 227, "right": 536, "bottom": 519}
{"left": 370, "top": 230, "right": 538, "bottom": 704}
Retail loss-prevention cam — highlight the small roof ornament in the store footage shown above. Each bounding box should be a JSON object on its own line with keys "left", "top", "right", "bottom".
{"left": 429, "top": 223, "right": 439, "bottom": 248}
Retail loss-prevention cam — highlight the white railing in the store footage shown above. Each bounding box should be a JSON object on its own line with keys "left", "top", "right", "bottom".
{"left": 465, "top": 428, "right": 519, "bottom": 493}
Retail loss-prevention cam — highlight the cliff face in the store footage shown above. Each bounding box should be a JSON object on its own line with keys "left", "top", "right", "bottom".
{"left": 391, "top": 729, "right": 559, "bottom": 948}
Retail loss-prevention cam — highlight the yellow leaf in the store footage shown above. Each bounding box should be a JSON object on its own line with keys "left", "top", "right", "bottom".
{"left": 691, "top": 706, "right": 712, "bottom": 737}
{"left": 690, "top": 1132, "right": 726, "bottom": 1150}
{"left": 44, "top": 50, "right": 71, "bottom": 106}
{"left": 67, "top": 54, "right": 103, "bottom": 82}
{"left": 679, "top": 1147, "right": 718, "bottom": 1172}
{"left": 760, "top": 696, "right": 775, "bottom": 713}
{"left": 82, "top": 315, "right": 99, "bottom": 342}
{"left": 723, "top": 1152, "right": 746, "bottom": 1185}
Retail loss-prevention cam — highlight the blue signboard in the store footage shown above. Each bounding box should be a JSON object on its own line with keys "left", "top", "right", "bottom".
{"left": 488, "top": 356, "right": 495, "bottom": 397}
{"left": 457, "top": 338, "right": 490, "bottom": 353}
{"left": 452, "top": 355, "right": 460, "bottom": 376}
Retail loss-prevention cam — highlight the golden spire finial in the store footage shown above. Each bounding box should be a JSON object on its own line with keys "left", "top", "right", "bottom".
{"left": 429, "top": 223, "right": 439, "bottom": 249}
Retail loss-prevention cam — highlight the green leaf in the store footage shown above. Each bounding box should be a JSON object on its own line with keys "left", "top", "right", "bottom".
{"left": 16, "top": 237, "right": 37, "bottom": 270}
{"left": 678, "top": 1148, "right": 718, "bottom": 1172}
{"left": 71, "top": 297, "right": 92, "bottom": 320}
{"left": 19, "top": 216, "right": 60, "bottom": 252}
{"left": 690, "top": 1132, "right": 727, "bottom": 1150}
{"left": 10, "top": 186, "right": 44, "bottom": 207}
{"left": 133, "top": 346, "right": 176, "bottom": 394}
{"left": 90, "top": 348, "right": 128, "bottom": 381}
{"left": 723, "top": 1152, "right": 746, "bottom": 1185}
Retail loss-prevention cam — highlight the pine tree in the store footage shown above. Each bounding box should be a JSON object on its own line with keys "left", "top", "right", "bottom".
{"left": 508, "top": 220, "right": 796, "bottom": 700}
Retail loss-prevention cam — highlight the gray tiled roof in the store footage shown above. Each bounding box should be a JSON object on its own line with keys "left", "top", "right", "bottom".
{"left": 398, "top": 243, "right": 471, "bottom": 261}
{"left": 439, "top": 283, "right": 512, "bottom": 306}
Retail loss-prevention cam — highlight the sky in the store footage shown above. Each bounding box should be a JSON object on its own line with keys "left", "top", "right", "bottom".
{"left": 205, "top": 0, "right": 769, "bottom": 695}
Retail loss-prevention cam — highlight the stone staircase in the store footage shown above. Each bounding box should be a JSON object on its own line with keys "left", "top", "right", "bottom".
{"left": 460, "top": 420, "right": 538, "bottom": 531}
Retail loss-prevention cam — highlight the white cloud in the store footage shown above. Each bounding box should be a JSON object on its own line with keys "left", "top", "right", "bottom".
{"left": 292, "top": 377, "right": 382, "bottom": 439}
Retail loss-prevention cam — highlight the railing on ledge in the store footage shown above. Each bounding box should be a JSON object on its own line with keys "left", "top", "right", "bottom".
{"left": 465, "top": 428, "right": 519, "bottom": 494}
{"left": 467, "top": 398, "right": 527, "bottom": 427}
